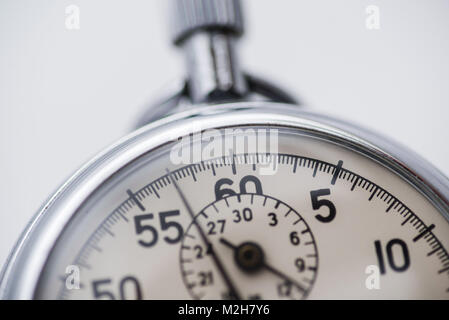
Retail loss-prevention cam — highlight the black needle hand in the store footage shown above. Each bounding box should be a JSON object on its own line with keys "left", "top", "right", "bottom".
{"left": 166, "top": 169, "right": 242, "bottom": 300}
{"left": 219, "top": 237, "right": 306, "bottom": 294}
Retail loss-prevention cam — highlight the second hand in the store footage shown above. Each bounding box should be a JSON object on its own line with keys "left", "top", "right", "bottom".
{"left": 166, "top": 169, "right": 242, "bottom": 300}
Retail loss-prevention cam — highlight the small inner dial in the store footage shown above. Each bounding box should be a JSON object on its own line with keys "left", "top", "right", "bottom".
{"left": 180, "top": 193, "right": 318, "bottom": 300}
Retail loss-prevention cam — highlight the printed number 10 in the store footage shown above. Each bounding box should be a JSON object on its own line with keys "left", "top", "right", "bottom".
{"left": 374, "top": 239, "right": 410, "bottom": 275}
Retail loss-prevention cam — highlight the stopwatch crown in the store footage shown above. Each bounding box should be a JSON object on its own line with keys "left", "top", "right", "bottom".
{"left": 170, "top": 0, "right": 244, "bottom": 45}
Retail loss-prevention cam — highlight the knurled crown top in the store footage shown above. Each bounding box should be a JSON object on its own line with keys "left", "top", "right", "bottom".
{"left": 171, "top": 0, "right": 244, "bottom": 45}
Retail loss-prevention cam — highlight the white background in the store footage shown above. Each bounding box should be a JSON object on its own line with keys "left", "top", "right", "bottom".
{"left": 0, "top": 0, "right": 448, "bottom": 270}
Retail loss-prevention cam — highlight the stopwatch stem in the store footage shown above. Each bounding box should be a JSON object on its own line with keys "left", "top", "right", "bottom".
{"left": 135, "top": 0, "right": 299, "bottom": 127}
{"left": 170, "top": 0, "right": 247, "bottom": 103}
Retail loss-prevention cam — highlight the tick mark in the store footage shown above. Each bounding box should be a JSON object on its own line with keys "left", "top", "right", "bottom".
{"left": 77, "top": 262, "right": 91, "bottom": 270}
{"left": 413, "top": 224, "right": 435, "bottom": 242}
{"left": 103, "top": 228, "right": 115, "bottom": 237}
{"left": 427, "top": 246, "right": 442, "bottom": 257}
{"left": 369, "top": 186, "right": 379, "bottom": 201}
{"left": 351, "top": 176, "right": 360, "bottom": 191}
{"left": 151, "top": 185, "right": 160, "bottom": 198}
{"left": 401, "top": 214, "right": 412, "bottom": 226}
{"left": 189, "top": 167, "right": 197, "bottom": 181}
{"left": 312, "top": 162, "right": 318, "bottom": 177}
{"left": 127, "top": 189, "right": 145, "bottom": 211}
{"left": 231, "top": 155, "right": 237, "bottom": 175}
{"left": 438, "top": 266, "right": 449, "bottom": 274}
{"left": 386, "top": 200, "right": 396, "bottom": 213}
{"left": 117, "top": 210, "right": 129, "bottom": 222}
{"left": 91, "top": 244, "right": 102, "bottom": 252}
{"left": 331, "top": 160, "right": 343, "bottom": 185}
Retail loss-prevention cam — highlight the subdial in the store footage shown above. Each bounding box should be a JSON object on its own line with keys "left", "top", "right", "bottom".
{"left": 180, "top": 193, "right": 319, "bottom": 300}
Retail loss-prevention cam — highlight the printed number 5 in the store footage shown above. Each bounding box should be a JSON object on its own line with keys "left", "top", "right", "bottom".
{"left": 310, "top": 189, "right": 336, "bottom": 223}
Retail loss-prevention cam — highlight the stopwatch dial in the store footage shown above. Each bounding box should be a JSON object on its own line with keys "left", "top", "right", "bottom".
{"left": 180, "top": 194, "right": 318, "bottom": 300}
{"left": 33, "top": 128, "right": 449, "bottom": 299}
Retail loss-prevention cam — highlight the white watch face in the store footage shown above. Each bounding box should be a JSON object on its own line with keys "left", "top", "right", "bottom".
{"left": 34, "top": 127, "right": 449, "bottom": 299}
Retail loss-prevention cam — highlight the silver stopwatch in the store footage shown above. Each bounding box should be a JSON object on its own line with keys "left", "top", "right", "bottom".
{"left": 1, "top": 0, "right": 449, "bottom": 300}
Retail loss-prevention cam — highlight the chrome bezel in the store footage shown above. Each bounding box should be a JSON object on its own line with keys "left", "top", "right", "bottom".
{"left": 1, "top": 101, "right": 448, "bottom": 299}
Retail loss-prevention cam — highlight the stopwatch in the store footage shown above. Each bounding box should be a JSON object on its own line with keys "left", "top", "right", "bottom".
{"left": 1, "top": 0, "right": 449, "bottom": 300}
